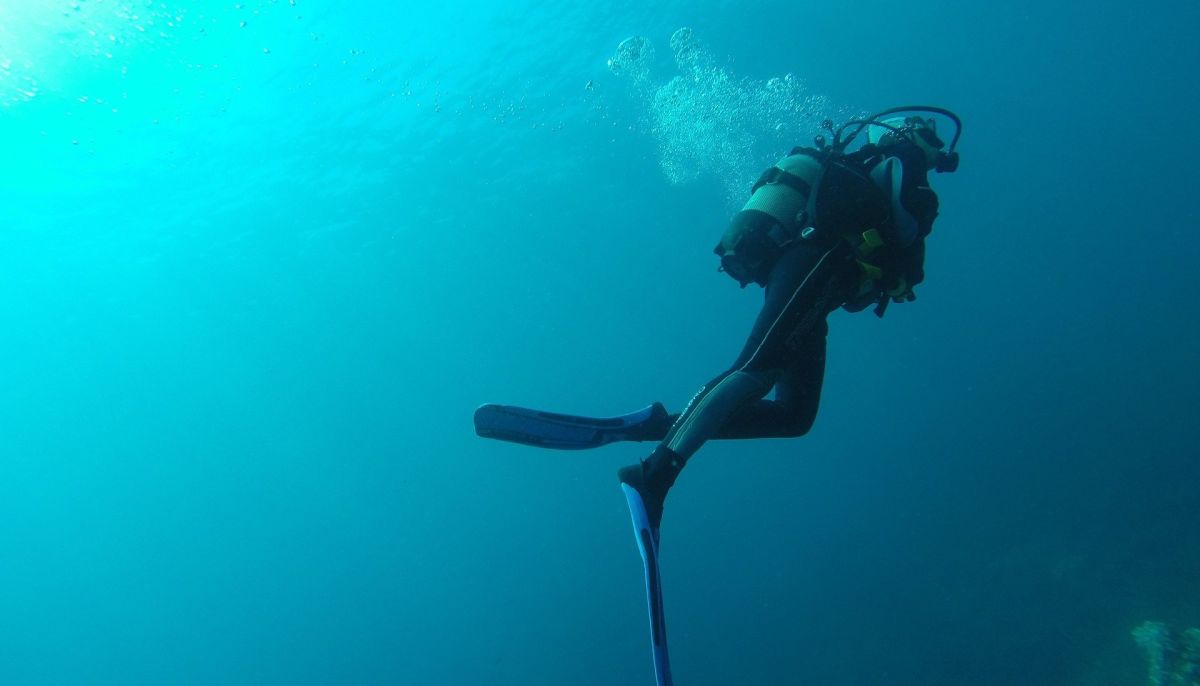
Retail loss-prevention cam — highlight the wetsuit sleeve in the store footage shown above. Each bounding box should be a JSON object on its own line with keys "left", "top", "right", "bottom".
{"left": 896, "top": 158, "right": 937, "bottom": 289}
{"left": 885, "top": 138, "right": 939, "bottom": 236}
{"left": 870, "top": 239, "right": 924, "bottom": 293}
{"left": 903, "top": 237, "right": 926, "bottom": 288}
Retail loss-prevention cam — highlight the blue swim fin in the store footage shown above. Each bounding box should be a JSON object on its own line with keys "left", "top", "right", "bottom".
{"left": 622, "top": 483, "right": 674, "bottom": 686}
{"left": 473, "top": 402, "right": 669, "bottom": 450}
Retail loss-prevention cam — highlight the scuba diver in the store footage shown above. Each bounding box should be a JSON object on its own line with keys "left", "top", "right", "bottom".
{"left": 617, "top": 106, "right": 960, "bottom": 532}
{"left": 476, "top": 106, "right": 962, "bottom": 686}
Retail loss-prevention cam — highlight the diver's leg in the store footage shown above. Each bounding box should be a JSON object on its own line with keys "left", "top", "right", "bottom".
{"left": 646, "top": 330, "right": 826, "bottom": 441}
{"left": 709, "top": 331, "right": 827, "bottom": 439}
{"left": 619, "top": 241, "right": 853, "bottom": 528}
{"left": 660, "top": 240, "right": 850, "bottom": 458}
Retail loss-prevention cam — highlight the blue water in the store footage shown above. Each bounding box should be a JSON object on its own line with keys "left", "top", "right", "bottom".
{"left": 2, "top": 2, "right": 1198, "bottom": 684}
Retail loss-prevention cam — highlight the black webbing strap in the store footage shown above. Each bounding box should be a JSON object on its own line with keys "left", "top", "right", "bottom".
{"left": 750, "top": 165, "right": 813, "bottom": 197}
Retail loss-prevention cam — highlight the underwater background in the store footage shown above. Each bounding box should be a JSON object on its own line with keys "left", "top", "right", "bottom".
{"left": 2, "top": 1, "right": 1198, "bottom": 684}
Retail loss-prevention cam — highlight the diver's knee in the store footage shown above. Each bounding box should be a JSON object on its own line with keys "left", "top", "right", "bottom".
{"left": 781, "top": 408, "right": 818, "bottom": 437}
{"left": 791, "top": 415, "right": 817, "bottom": 437}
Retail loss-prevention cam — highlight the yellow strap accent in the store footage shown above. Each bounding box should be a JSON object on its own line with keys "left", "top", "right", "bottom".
{"left": 859, "top": 228, "right": 885, "bottom": 252}
{"left": 856, "top": 259, "right": 883, "bottom": 282}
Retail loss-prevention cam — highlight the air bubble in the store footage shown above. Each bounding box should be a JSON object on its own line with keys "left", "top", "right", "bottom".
{"left": 609, "top": 28, "right": 839, "bottom": 206}
{"left": 608, "top": 36, "right": 654, "bottom": 87}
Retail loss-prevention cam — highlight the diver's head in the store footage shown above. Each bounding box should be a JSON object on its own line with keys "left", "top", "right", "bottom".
{"left": 845, "top": 106, "right": 962, "bottom": 173}
{"left": 869, "top": 116, "right": 944, "bottom": 169}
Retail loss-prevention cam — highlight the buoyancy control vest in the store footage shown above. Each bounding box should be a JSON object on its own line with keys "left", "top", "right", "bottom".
{"left": 716, "top": 105, "right": 961, "bottom": 312}
{"left": 715, "top": 137, "right": 943, "bottom": 317}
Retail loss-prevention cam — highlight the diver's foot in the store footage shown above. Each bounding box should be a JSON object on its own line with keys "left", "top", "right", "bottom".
{"left": 618, "top": 445, "right": 685, "bottom": 531}
{"left": 627, "top": 402, "right": 673, "bottom": 442}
